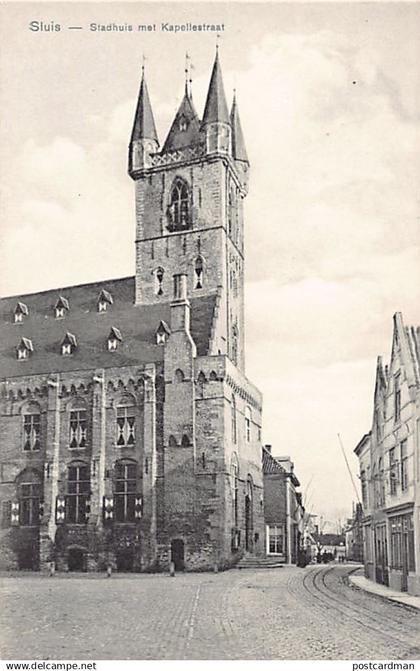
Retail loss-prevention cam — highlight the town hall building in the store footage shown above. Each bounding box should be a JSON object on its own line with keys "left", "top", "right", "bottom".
{"left": 0, "top": 52, "right": 265, "bottom": 572}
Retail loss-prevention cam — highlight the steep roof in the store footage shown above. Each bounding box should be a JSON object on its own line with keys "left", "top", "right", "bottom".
{"left": 262, "top": 447, "right": 285, "bottom": 475}
{"left": 130, "top": 73, "right": 159, "bottom": 144}
{"left": 0, "top": 277, "right": 217, "bottom": 378}
{"left": 201, "top": 52, "right": 230, "bottom": 127}
{"left": 230, "top": 93, "right": 249, "bottom": 163}
{"left": 162, "top": 93, "right": 203, "bottom": 153}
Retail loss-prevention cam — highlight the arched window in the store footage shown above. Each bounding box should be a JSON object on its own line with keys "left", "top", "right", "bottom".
{"left": 232, "top": 325, "right": 239, "bottom": 366}
{"left": 181, "top": 434, "right": 191, "bottom": 448}
{"left": 194, "top": 257, "right": 204, "bottom": 289}
{"left": 168, "top": 435, "right": 178, "bottom": 448}
{"left": 154, "top": 267, "right": 164, "bottom": 296}
{"left": 17, "top": 469, "right": 42, "bottom": 527}
{"left": 68, "top": 398, "right": 87, "bottom": 449}
{"left": 114, "top": 460, "right": 138, "bottom": 522}
{"left": 245, "top": 406, "right": 251, "bottom": 442}
{"left": 174, "top": 368, "right": 185, "bottom": 383}
{"left": 116, "top": 395, "right": 136, "bottom": 447}
{"left": 22, "top": 402, "right": 41, "bottom": 452}
{"left": 168, "top": 178, "right": 190, "bottom": 230}
{"left": 231, "top": 394, "right": 237, "bottom": 444}
{"left": 230, "top": 455, "right": 239, "bottom": 528}
{"left": 67, "top": 462, "right": 90, "bottom": 524}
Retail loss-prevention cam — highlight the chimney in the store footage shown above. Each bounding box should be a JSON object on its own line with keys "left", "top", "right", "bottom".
{"left": 171, "top": 273, "right": 190, "bottom": 332}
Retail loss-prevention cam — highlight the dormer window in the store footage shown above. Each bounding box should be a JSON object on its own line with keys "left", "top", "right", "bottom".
{"left": 98, "top": 289, "right": 113, "bottom": 313}
{"left": 108, "top": 327, "right": 122, "bottom": 352}
{"left": 55, "top": 296, "right": 69, "bottom": 319}
{"left": 156, "top": 320, "right": 170, "bottom": 345}
{"left": 61, "top": 332, "right": 77, "bottom": 356}
{"left": 14, "top": 302, "right": 28, "bottom": 323}
{"left": 17, "top": 337, "right": 33, "bottom": 360}
{"left": 179, "top": 114, "right": 188, "bottom": 132}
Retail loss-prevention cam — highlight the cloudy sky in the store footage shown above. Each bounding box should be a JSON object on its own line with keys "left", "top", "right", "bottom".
{"left": 1, "top": 1, "right": 419, "bottom": 528}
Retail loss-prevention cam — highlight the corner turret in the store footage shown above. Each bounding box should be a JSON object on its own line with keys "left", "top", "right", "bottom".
{"left": 128, "top": 68, "right": 159, "bottom": 178}
{"left": 201, "top": 51, "right": 231, "bottom": 155}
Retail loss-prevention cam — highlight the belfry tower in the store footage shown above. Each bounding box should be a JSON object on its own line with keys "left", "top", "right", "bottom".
{"left": 128, "top": 52, "right": 250, "bottom": 371}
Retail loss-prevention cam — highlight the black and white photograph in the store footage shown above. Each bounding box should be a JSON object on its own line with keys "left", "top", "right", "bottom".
{"left": 0, "top": 0, "right": 419, "bottom": 665}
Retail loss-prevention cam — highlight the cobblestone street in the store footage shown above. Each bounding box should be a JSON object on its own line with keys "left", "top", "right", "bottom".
{"left": 1, "top": 565, "right": 419, "bottom": 660}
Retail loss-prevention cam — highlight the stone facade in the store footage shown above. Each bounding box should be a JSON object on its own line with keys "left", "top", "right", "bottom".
{"left": 354, "top": 313, "right": 420, "bottom": 595}
{"left": 0, "top": 53, "right": 264, "bottom": 572}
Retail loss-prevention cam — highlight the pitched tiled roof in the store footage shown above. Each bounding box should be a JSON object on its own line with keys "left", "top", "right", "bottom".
{"left": 262, "top": 447, "right": 285, "bottom": 475}
{"left": 162, "top": 93, "right": 203, "bottom": 153}
{"left": 0, "top": 276, "right": 217, "bottom": 378}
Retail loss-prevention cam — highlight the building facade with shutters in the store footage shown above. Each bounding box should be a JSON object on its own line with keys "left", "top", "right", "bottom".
{"left": 0, "top": 52, "right": 265, "bottom": 572}
{"left": 354, "top": 313, "right": 420, "bottom": 596}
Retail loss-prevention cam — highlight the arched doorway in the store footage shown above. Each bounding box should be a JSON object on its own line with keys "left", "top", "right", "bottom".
{"left": 116, "top": 548, "right": 134, "bottom": 572}
{"left": 245, "top": 476, "right": 254, "bottom": 552}
{"left": 68, "top": 547, "right": 86, "bottom": 572}
{"left": 170, "top": 539, "right": 185, "bottom": 571}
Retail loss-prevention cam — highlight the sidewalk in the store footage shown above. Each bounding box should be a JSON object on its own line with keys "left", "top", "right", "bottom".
{"left": 349, "top": 571, "right": 420, "bottom": 610}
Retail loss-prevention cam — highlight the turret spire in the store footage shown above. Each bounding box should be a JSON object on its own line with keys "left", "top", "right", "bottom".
{"left": 130, "top": 63, "right": 159, "bottom": 144}
{"left": 201, "top": 50, "right": 230, "bottom": 127}
{"left": 230, "top": 91, "right": 249, "bottom": 164}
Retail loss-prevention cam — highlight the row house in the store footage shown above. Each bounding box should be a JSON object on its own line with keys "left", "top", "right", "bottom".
{"left": 354, "top": 313, "right": 420, "bottom": 595}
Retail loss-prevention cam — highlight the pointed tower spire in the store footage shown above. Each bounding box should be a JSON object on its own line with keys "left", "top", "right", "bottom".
{"left": 162, "top": 59, "right": 202, "bottom": 153}
{"left": 201, "top": 50, "right": 230, "bottom": 127}
{"left": 130, "top": 65, "right": 159, "bottom": 144}
{"left": 230, "top": 91, "right": 249, "bottom": 164}
{"left": 129, "top": 62, "right": 159, "bottom": 178}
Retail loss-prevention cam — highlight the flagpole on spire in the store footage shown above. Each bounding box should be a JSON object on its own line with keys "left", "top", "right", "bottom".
{"left": 185, "top": 52, "right": 190, "bottom": 96}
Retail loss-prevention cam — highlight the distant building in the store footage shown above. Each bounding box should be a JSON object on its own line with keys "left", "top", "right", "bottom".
{"left": 262, "top": 446, "right": 304, "bottom": 564}
{"left": 354, "top": 313, "right": 420, "bottom": 595}
{"left": 344, "top": 503, "right": 364, "bottom": 562}
{"left": 309, "top": 533, "right": 346, "bottom": 562}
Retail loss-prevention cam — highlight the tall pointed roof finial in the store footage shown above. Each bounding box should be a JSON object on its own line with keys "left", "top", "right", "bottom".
{"left": 129, "top": 57, "right": 158, "bottom": 144}
{"left": 201, "top": 47, "right": 230, "bottom": 126}
{"left": 230, "top": 89, "right": 249, "bottom": 164}
{"left": 185, "top": 52, "right": 190, "bottom": 96}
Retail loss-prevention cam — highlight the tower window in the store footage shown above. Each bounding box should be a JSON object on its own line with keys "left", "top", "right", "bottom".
{"left": 154, "top": 267, "right": 164, "bottom": 296}
{"left": 168, "top": 178, "right": 190, "bottom": 231}
{"left": 232, "top": 325, "right": 239, "bottom": 366}
{"left": 179, "top": 114, "right": 188, "bottom": 132}
{"left": 194, "top": 256, "right": 204, "bottom": 289}
{"left": 245, "top": 406, "right": 252, "bottom": 442}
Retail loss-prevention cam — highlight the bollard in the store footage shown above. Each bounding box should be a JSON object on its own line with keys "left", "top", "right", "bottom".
{"left": 169, "top": 561, "right": 175, "bottom": 577}
{"left": 106, "top": 564, "right": 112, "bottom": 578}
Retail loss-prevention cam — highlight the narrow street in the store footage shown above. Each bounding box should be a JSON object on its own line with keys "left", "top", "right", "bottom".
{"left": 1, "top": 565, "right": 419, "bottom": 660}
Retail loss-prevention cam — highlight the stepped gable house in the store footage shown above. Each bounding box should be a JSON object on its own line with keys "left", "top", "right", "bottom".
{"left": 0, "top": 53, "right": 265, "bottom": 572}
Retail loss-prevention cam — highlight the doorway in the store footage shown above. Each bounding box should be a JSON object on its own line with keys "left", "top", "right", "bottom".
{"left": 116, "top": 548, "right": 134, "bottom": 572}
{"left": 170, "top": 539, "right": 185, "bottom": 571}
{"left": 67, "top": 547, "right": 86, "bottom": 572}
